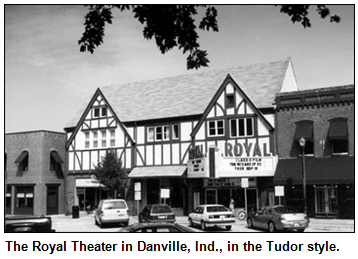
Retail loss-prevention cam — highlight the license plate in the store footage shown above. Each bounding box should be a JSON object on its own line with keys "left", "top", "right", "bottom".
{"left": 158, "top": 215, "right": 166, "bottom": 219}
{"left": 294, "top": 222, "right": 300, "bottom": 227}
{"left": 220, "top": 216, "right": 225, "bottom": 220}
{"left": 118, "top": 214, "right": 124, "bottom": 217}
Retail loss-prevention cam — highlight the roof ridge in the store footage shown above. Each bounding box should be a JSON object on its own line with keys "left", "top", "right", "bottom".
{"left": 100, "top": 58, "right": 290, "bottom": 90}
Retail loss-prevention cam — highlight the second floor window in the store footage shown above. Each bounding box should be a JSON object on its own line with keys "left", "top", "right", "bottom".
{"left": 328, "top": 118, "right": 348, "bottom": 155}
{"left": 295, "top": 120, "right": 314, "bottom": 156}
{"left": 147, "top": 125, "right": 174, "bottom": 141}
{"left": 230, "top": 118, "right": 253, "bottom": 137}
{"left": 208, "top": 120, "right": 225, "bottom": 137}
{"left": 15, "top": 151, "right": 29, "bottom": 171}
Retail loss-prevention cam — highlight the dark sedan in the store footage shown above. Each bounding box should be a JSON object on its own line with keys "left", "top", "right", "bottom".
{"left": 139, "top": 204, "right": 175, "bottom": 223}
{"left": 247, "top": 205, "right": 309, "bottom": 232}
{"left": 118, "top": 222, "right": 198, "bottom": 232}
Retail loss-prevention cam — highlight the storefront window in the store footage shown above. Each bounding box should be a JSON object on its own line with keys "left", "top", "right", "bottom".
{"left": 15, "top": 186, "right": 34, "bottom": 214}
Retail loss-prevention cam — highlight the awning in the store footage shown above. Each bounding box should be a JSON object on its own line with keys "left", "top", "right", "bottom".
{"left": 273, "top": 157, "right": 354, "bottom": 185}
{"left": 129, "top": 166, "right": 186, "bottom": 178}
{"left": 328, "top": 119, "right": 348, "bottom": 140}
{"left": 15, "top": 151, "right": 28, "bottom": 164}
{"left": 51, "top": 151, "right": 64, "bottom": 164}
{"left": 294, "top": 122, "right": 313, "bottom": 141}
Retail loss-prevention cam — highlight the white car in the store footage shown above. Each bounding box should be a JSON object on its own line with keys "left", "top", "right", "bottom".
{"left": 95, "top": 199, "right": 129, "bottom": 228}
{"left": 188, "top": 204, "right": 235, "bottom": 231}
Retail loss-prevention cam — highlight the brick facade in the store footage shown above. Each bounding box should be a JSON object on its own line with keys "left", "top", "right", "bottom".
{"left": 274, "top": 85, "right": 354, "bottom": 218}
{"left": 5, "top": 131, "right": 66, "bottom": 215}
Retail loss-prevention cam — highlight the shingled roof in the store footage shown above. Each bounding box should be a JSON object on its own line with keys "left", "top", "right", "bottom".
{"left": 66, "top": 58, "right": 291, "bottom": 128}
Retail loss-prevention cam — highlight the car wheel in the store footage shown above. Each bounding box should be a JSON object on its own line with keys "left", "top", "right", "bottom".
{"left": 201, "top": 221, "right": 207, "bottom": 231}
{"left": 99, "top": 218, "right": 104, "bottom": 228}
{"left": 138, "top": 214, "right": 143, "bottom": 223}
{"left": 297, "top": 229, "right": 305, "bottom": 233}
{"left": 226, "top": 225, "right": 232, "bottom": 231}
{"left": 188, "top": 218, "right": 194, "bottom": 227}
{"left": 268, "top": 222, "right": 276, "bottom": 233}
{"left": 247, "top": 218, "right": 253, "bottom": 228}
{"left": 95, "top": 217, "right": 98, "bottom": 226}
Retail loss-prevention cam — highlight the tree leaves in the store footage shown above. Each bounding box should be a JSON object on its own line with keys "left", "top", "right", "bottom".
{"left": 277, "top": 4, "right": 341, "bottom": 28}
{"left": 79, "top": 4, "right": 218, "bottom": 69}
{"left": 93, "top": 149, "right": 127, "bottom": 197}
{"left": 79, "top": 5, "right": 341, "bottom": 69}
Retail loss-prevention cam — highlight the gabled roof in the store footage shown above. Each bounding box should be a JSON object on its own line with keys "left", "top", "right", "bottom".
{"left": 191, "top": 74, "right": 274, "bottom": 138}
{"left": 65, "top": 88, "right": 135, "bottom": 148}
{"left": 66, "top": 58, "right": 291, "bottom": 128}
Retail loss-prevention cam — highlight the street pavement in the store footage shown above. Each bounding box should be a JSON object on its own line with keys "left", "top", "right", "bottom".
{"left": 51, "top": 212, "right": 354, "bottom": 233}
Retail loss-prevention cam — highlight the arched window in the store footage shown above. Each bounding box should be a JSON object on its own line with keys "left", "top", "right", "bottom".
{"left": 15, "top": 151, "right": 29, "bottom": 171}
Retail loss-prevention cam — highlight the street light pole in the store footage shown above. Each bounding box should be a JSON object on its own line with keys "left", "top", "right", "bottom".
{"left": 299, "top": 137, "right": 308, "bottom": 215}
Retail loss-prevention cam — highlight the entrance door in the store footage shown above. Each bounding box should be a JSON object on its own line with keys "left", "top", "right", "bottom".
{"left": 206, "top": 189, "right": 217, "bottom": 204}
{"left": 315, "top": 186, "right": 338, "bottom": 217}
{"left": 47, "top": 186, "right": 59, "bottom": 215}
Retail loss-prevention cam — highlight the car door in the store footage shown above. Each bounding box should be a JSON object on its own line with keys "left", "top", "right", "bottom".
{"left": 191, "top": 207, "right": 203, "bottom": 225}
{"left": 253, "top": 208, "right": 267, "bottom": 229}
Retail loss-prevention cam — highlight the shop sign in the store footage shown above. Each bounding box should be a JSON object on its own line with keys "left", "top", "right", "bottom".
{"left": 161, "top": 188, "right": 170, "bottom": 198}
{"left": 203, "top": 178, "right": 257, "bottom": 188}
{"left": 275, "top": 186, "right": 284, "bottom": 196}
{"left": 189, "top": 145, "right": 204, "bottom": 159}
{"left": 220, "top": 156, "right": 275, "bottom": 172}
{"left": 225, "top": 142, "right": 271, "bottom": 157}
{"left": 76, "top": 178, "right": 104, "bottom": 187}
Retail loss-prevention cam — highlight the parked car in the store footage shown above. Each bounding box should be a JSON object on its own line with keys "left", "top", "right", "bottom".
{"left": 246, "top": 205, "right": 309, "bottom": 232}
{"left": 5, "top": 215, "right": 55, "bottom": 233}
{"left": 138, "top": 204, "right": 175, "bottom": 223}
{"left": 118, "top": 222, "right": 197, "bottom": 233}
{"left": 95, "top": 199, "right": 129, "bottom": 228}
{"left": 188, "top": 204, "right": 235, "bottom": 231}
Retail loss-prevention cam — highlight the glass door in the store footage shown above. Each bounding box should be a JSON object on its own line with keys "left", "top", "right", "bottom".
{"left": 206, "top": 189, "right": 217, "bottom": 204}
{"left": 315, "top": 186, "right": 338, "bottom": 217}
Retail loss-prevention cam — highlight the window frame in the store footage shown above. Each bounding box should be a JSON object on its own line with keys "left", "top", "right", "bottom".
{"left": 207, "top": 120, "right": 225, "bottom": 137}
{"left": 226, "top": 93, "right": 235, "bottom": 108}
{"left": 147, "top": 125, "right": 174, "bottom": 142}
{"left": 93, "top": 106, "right": 108, "bottom": 118}
{"left": 229, "top": 117, "right": 254, "bottom": 138}
{"left": 331, "top": 139, "right": 349, "bottom": 156}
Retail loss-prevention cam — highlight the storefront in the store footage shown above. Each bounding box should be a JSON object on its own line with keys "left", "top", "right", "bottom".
{"left": 128, "top": 166, "right": 187, "bottom": 215}
{"left": 187, "top": 143, "right": 278, "bottom": 214}
{"left": 74, "top": 177, "right": 108, "bottom": 211}
{"left": 274, "top": 157, "right": 354, "bottom": 218}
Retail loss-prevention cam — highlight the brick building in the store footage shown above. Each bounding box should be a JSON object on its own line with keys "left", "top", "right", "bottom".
{"left": 274, "top": 85, "right": 354, "bottom": 219}
{"left": 5, "top": 130, "right": 66, "bottom": 215}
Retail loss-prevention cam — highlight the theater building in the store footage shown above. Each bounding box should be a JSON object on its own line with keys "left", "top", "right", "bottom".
{"left": 64, "top": 58, "right": 298, "bottom": 215}
{"left": 5, "top": 130, "right": 66, "bottom": 215}
{"left": 274, "top": 85, "right": 354, "bottom": 219}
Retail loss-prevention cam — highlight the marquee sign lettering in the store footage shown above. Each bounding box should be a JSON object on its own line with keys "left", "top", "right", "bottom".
{"left": 225, "top": 142, "right": 271, "bottom": 157}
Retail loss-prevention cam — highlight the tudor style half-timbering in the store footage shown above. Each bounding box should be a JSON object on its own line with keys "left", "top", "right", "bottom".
{"left": 187, "top": 75, "right": 279, "bottom": 214}
{"left": 65, "top": 89, "right": 134, "bottom": 214}
{"left": 65, "top": 58, "right": 298, "bottom": 215}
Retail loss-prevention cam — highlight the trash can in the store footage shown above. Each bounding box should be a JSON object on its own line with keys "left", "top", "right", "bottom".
{"left": 72, "top": 205, "right": 80, "bottom": 218}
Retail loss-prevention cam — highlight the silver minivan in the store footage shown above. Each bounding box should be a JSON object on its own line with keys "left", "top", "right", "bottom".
{"left": 95, "top": 199, "right": 129, "bottom": 228}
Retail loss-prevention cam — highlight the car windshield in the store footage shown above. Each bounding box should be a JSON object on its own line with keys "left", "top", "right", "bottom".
{"left": 206, "top": 206, "right": 228, "bottom": 212}
{"left": 152, "top": 206, "right": 172, "bottom": 213}
{"left": 274, "top": 206, "right": 298, "bottom": 214}
{"left": 103, "top": 201, "right": 127, "bottom": 209}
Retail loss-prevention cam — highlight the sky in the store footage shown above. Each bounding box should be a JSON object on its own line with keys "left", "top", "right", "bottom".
{"left": 4, "top": 5, "right": 354, "bottom": 134}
